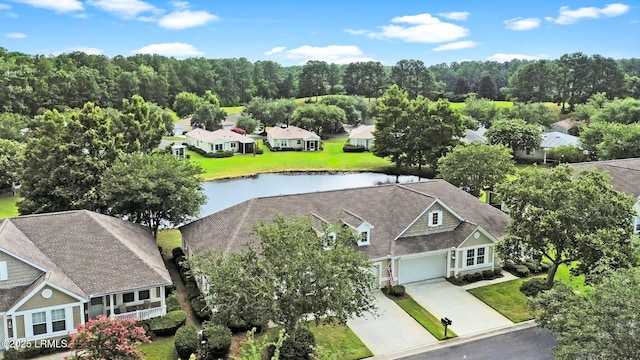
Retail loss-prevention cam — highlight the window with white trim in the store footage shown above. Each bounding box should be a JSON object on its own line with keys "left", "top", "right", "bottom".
{"left": 215, "top": 143, "right": 223, "bottom": 151}
{"left": 358, "top": 231, "right": 370, "bottom": 246}
{"left": 297, "top": 139, "right": 302, "bottom": 145}
{"left": 428, "top": 210, "right": 443, "bottom": 227}
{"left": 230, "top": 142, "right": 236, "bottom": 148}
{"left": 0, "top": 261, "right": 7, "bottom": 281}
{"left": 51, "top": 309, "right": 66, "bottom": 332}
{"left": 634, "top": 216, "right": 640, "bottom": 234}
{"left": 32, "top": 312, "right": 47, "bottom": 335}
{"left": 122, "top": 292, "right": 135, "bottom": 303}
{"left": 139, "top": 289, "right": 151, "bottom": 300}
{"left": 465, "top": 247, "right": 488, "bottom": 267}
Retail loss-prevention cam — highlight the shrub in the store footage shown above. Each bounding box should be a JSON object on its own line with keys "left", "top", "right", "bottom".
{"left": 191, "top": 296, "right": 210, "bottom": 321}
{"left": 174, "top": 325, "right": 199, "bottom": 360}
{"left": 255, "top": 147, "right": 264, "bottom": 155}
{"left": 514, "top": 264, "right": 530, "bottom": 277}
{"left": 342, "top": 144, "right": 366, "bottom": 152}
{"left": 200, "top": 323, "right": 233, "bottom": 360}
{"left": 482, "top": 270, "right": 495, "bottom": 280}
{"left": 2, "top": 348, "right": 19, "bottom": 360}
{"left": 540, "top": 262, "right": 551, "bottom": 271}
{"left": 523, "top": 261, "right": 542, "bottom": 273}
{"left": 389, "top": 285, "right": 406, "bottom": 297}
{"left": 270, "top": 327, "right": 316, "bottom": 360}
{"left": 185, "top": 279, "right": 201, "bottom": 300}
{"left": 172, "top": 247, "right": 185, "bottom": 260}
{"left": 203, "top": 150, "right": 234, "bottom": 158}
{"left": 463, "top": 272, "right": 483, "bottom": 283}
{"left": 166, "top": 292, "right": 181, "bottom": 312}
{"left": 69, "top": 315, "right": 150, "bottom": 360}
{"left": 502, "top": 260, "right": 516, "bottom": 271}
{"left": 519, "top": 278, "right": 552, "bottom": 297}
{"left": 211, "top": 312, "right": 266, "bottom": 334}
{"left": 147, "top": 310, "right": 187, "bottom": 336}
{"left": 493, "top": 267, "right": 503, "bottom": 277}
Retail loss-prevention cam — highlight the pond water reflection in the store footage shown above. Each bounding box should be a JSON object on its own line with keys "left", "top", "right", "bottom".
{"left": 199, "top": 172, "right": 422, "bottom": 218}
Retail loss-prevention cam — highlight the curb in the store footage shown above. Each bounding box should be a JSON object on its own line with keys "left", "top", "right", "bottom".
{"left": 365, "top": 320, "right": 538, "bottom": 360}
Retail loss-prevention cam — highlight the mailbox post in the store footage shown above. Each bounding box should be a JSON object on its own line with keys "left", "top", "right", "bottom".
{"left": 440, "top": 317, "right": 452, "bottom": 337}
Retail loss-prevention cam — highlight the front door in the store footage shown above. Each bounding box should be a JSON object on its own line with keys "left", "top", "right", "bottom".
{"left": 308, "top": 141, "right": 316, "bottom": 151}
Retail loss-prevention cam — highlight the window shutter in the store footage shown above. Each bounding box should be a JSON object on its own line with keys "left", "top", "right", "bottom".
{"left": 0, "top": 261, "right": 7, "bottom": 281}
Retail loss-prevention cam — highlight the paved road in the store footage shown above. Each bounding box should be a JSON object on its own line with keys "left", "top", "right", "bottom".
{"left": 398, "top": 327, "right": 557, "bottom": 360}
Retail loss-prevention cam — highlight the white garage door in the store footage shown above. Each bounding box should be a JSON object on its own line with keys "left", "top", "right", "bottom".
{"left": 399, "top": 254, "right": 446, "bottom": 284}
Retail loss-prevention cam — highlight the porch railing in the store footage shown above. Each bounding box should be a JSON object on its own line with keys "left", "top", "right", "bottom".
{"left": 113, "top": 305, "right": 166, "bottom": 321}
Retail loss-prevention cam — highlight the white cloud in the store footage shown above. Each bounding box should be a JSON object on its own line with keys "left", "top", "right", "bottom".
{"left": 505, "top": 17, "right": 540, "bottom": 30}
{"left": 487, "top": 53, "right": 550, "bottom": 62}
{"left": 12, "top": 0, "right": 82, "bottom": 12}
{"left": 5, "top": 32, "right": 26, "bottom": 38}
{"left": 158, "top": 10, "right": 219, "bottom": 29}
{"left": 438, "top": 11, "right": 469, "bottom": 21}
{"left": 66, "top": 46, "right": 104, "bottom": 55}
{"left": 367, "top": 13, "right": 469, "bottom": 43}
{"left": 546, "top": 3, "right": 630, "bottom": 25}
{"left": 0, "top": 4, "right": 11, "bottom": 10}
{"left": 264, "top": 46, "right": 285, "bottom": 55}
{"left": 171, "top": 1, "right": 189, "bottom": 10}
{"left": 344, "top": 28, "right": 368, "bottom": 35}
{"left": 266, "top": 45, "right": 376, "bottom": 65}
{"left": 432, "top": 40, "right": 478, "bottom": 51}
{"left": 132, "top": 42, "right": 204, "bottom": 57}
{"left": 87, "top": 0, "right": 160, "bottom": 19}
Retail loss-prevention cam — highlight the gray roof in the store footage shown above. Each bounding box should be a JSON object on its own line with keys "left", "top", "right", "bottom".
{"left": 570, "top": 158, "right": 640, "bottom": 198}
{"left": 267, "top": 126, "right": 320, "bottom": 140}
{"left": 180, "top": 180, "right": 510, "bottom": 259}
{"left": 349, "top": 125, "right": 375, "bottom": 140}
{"left": 541, "top": 131, "right": 580, "bottom": 149}
{"left": 186, "top": 128, "right": 255, "bottom": 144}
{"left": 0, "top": 210, "right": 171, "bottom": 300}
{"left": 461, "top": 127, "right": 488, "bottom": 144}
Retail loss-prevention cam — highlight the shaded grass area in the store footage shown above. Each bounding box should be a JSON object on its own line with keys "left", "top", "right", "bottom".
{"left": 310, "top": 321, "right": 373, "bottom": 359}
{"left": 222, "top": 105, "right": 244, "bottom": 114}
{"left": 157, "top": 229, "right": 182, "bottom": 257}
{"left": 468, "top": 277, "right": 533, "bottom": 323}
{"left": 190, "top": 137, "right": 394, "bottom": 181}
{"left": 392, "top": 296, "right": 456, "bottom": 340}
{"left": 139, "top": 336, "right": 178, "bottom": 360}
{"left": 0, "top": 194, "right": 20, "bottom": 219}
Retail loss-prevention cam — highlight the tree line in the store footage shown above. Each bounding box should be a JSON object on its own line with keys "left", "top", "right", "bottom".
{"left": 1, "top": 46, "right": 639, "bottom": 116}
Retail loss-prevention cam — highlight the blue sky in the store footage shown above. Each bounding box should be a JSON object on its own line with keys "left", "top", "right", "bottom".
{"left": 1, "top": 0, "right": 638, "bottom": 66}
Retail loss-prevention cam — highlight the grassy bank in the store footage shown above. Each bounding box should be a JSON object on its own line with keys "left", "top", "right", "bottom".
{"left": 0, "top": 194, "right": 20, "bottom": 218}
{"left": 190, "top": 137, "right": 393, "bottom": 181}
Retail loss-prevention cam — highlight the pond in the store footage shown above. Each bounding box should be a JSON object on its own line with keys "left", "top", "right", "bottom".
{"left": 199, "top": 172, "right": 423, "bottom": 218}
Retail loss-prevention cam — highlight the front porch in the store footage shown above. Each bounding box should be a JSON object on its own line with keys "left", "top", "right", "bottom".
{"left": 87, "top": 286, "right": 167, "bottom": 322}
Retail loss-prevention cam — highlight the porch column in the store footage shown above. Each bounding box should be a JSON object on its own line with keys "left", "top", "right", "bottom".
{"left": 160, "top": 286, "right": 166, "bottom": 315}
{"left": 110, "top": 294, "right": 115, "bottom": 319}
{"left": 446, "top": 251, "right": 451, "bottom": 278}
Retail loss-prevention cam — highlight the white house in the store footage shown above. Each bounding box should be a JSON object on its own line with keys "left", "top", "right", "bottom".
{"left": 348, "top": 125, "right": 375, "bottom": 150}
{"left": 266, "top": 126, "right": 321, "bottom": 151}
{"left": 186, "top": 128, "right": 255, "bottom": 154}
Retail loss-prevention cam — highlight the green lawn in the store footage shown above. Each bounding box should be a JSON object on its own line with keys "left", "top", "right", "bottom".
{"left": 190, "top": 137, "right": 393, "bottom": 180}
{"left": 394, "top": 297, "right": 457, "bottom": 340}
{"left": 222, "top": 105, "right": 243, "bottom": 114}
{"left": 310, "top": 322, "right": 373, "bottom": 359}
{"left": 139, "top": 336, "right": 178, "bottom": 360}
{"left": 467, "top": 277, "right": 533, "bottom": 323}
{"left": 157, "top": 229, "right": 182, "bottom": 257}
{"left": 0, "top": 194, "right": 20, "bottom": 219}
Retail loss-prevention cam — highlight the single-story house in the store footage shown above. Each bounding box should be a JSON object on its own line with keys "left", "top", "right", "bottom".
{"left": 348, "top": 125, "right": 375, "bottom": 150}
{"left": 0, "top": 210, "right": 172, "bottom": 349}
{"left": 186, "top": 128, "right": 255, "bottom": 154}
{"left": 179, "top": 180, "right": 510, "bottom": 289}
{"left": 550, "top": 119, "right": 581, "bottom": 136}
{"left": 570, "top": 158, "right": 640, "bottom": 234}
{"left": 516, "top": 131, "right": 581, "bottom": 163}
{"left": 173, "top": 117, "right": 193, "bottom": 136}
{"left": 266, "top": 126, "right": 321, "bottom": 151}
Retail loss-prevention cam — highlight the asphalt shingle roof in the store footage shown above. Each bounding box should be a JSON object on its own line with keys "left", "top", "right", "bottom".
{"left": 0, "top": 210, "right": 171, "bottom": 300}
{"left": 570, "top": 158, "right": 640, "bottom": 198}
{"left": 349, "top": 125, "right": 375, "bottom": 140}
{"left": 186, "top": 128, "right": 255, "bottom": 143}
{"left": 267, "top": 126, "right": 320, "bottom": 140}
{"left": 180, "top": 180, "right": 510, "bottom": 259}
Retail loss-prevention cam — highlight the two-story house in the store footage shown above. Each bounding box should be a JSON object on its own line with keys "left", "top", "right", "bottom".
{"left": 179, "top": 180, "right": 509, "bottom": 289}
{"left": 570, "top": 158, "right": 640, "bottom": 234}
{"left": 0, "top": 210, "right": 172, "bottom": 349}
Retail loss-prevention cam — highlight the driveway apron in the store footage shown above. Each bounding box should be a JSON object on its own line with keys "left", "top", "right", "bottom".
{"left": 347, "top": 290, "right": 438, "bottom": 355}
{"left": 405, "top": 280, "right": 513, "bottom": 336}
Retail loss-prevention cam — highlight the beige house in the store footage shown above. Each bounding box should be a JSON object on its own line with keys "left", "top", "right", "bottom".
{"left": 348, "top": 125, "right": 375, "bottom": 150}
{"left": 186, "top": 128, "right": 255, "bottom": 154}
{"left": 0, "top": 210, "right": 172, "bottom": 349}
{"left": 180, "top": 180, "right": 509, "bottom": 288}
{"left": 266, "top": 126, "right": 321, "bottom": 151}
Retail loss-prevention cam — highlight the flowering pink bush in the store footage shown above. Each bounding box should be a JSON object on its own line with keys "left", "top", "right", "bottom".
{"left": 68, "top": 315, "right": 151, "bottom": 360}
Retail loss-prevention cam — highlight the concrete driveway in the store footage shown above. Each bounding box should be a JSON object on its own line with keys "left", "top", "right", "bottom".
{"left": 405, "top": 280, "right": 513, "bottom": 337}
{"left": 347, "top": 290, "right": 438, "bottom": 355}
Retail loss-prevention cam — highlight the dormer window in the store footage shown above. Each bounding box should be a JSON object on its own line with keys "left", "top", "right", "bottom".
{"left": 358, "top": 231, "right": 370, "bottom": 246}
{"left": 428, "top": 210, "right": 443, "bottom": 227}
